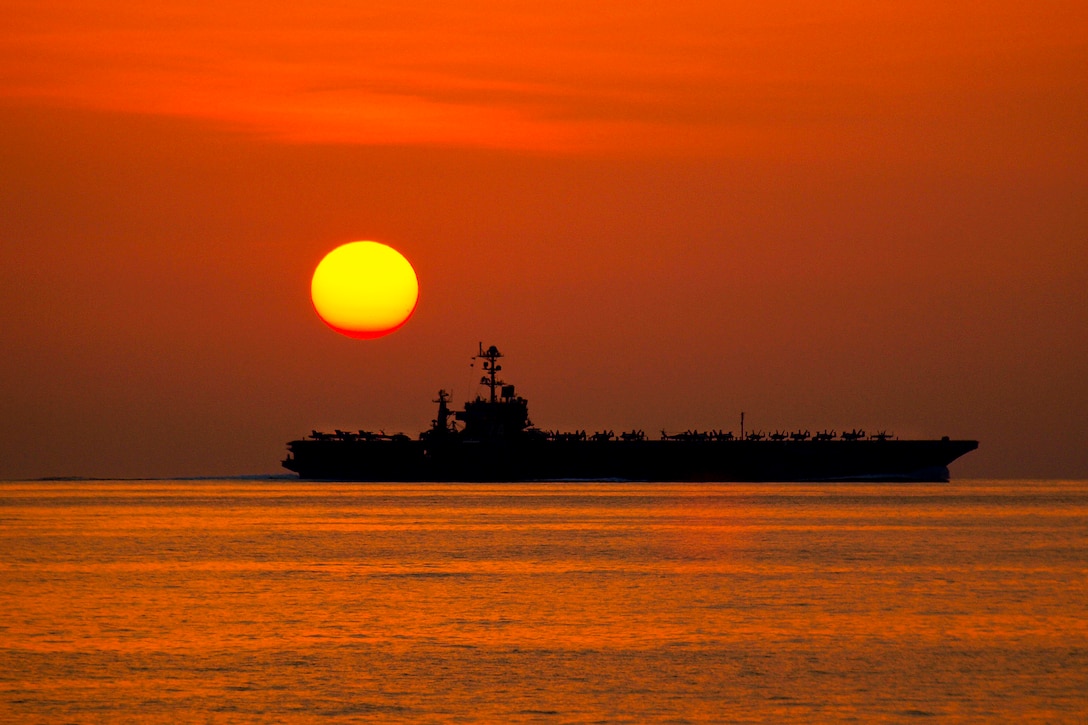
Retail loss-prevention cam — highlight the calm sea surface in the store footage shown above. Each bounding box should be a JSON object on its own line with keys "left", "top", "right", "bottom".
{"left": 1, "top": 479, "right": 1085, "bottom": 723}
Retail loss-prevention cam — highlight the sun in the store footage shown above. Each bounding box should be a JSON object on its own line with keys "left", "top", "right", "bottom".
{"left": 310, "top": 241, "right": 419, "bottom": 339}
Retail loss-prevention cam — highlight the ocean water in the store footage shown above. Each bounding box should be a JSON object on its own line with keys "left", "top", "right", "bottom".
{"left": 0, "top": 480, "right": 1085, "bottom": 723}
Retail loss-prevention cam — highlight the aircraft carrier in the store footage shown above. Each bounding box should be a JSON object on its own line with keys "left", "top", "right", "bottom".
{"left": 283, "top": 344, "right": 977, "bottom": 481}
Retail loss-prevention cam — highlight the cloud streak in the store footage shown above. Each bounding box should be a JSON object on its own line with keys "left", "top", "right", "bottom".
{"left": 2, "top": 0, "right": 1085, "bottom": 161}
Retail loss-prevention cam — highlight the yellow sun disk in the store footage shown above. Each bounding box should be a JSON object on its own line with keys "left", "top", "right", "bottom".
{"left": 311, "top": 242, "right": 419, "bottom": 338}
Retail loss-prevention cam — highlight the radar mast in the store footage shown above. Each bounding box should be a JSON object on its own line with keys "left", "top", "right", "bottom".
{"left": 474, "top": 343, "right": 505, "bottom": 403}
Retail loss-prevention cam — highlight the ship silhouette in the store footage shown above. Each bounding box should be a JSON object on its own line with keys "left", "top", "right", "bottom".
{"left": 283, "top": 344, "right": 978, "bottom": 481}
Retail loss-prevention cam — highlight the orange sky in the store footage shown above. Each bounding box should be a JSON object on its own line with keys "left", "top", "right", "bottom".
{"left": 1, "top": 1, "right": 1086, "bottom": 477}
{"left": 5, "top": 2, "right": 1084, "bottom": 159}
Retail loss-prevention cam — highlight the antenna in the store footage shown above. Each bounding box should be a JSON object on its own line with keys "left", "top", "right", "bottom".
{"left": 473, "top": 343, "right": 504, "bottom": 403}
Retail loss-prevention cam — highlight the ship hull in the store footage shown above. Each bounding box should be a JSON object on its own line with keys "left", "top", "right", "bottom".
{"left": 282, "top": 438, "right": 978, "bottom": 482}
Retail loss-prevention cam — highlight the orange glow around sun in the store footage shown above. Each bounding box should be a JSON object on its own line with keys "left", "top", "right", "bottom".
{"left": 310, "top": 241, "right": 419, "bottom": 339}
